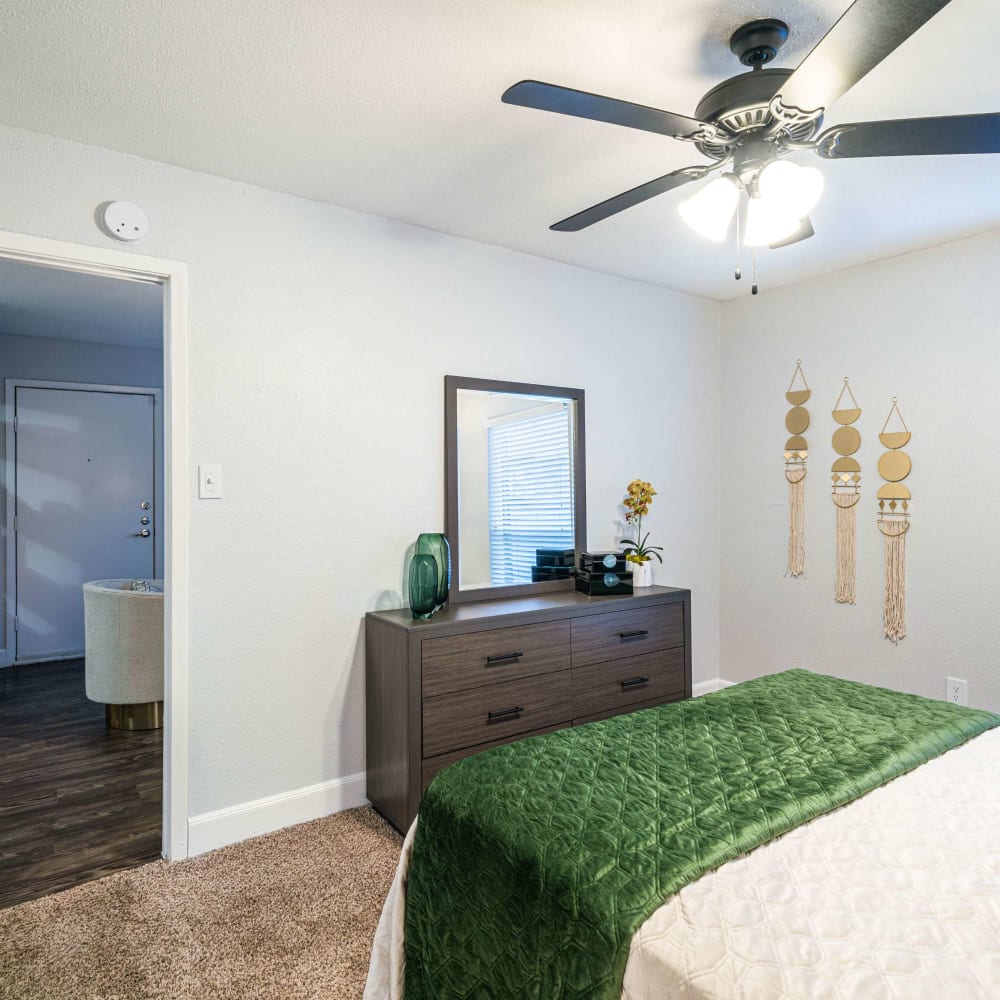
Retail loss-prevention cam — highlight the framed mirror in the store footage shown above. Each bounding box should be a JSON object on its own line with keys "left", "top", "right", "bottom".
{"left": 445, "top": 375, "right": 586, "bottom": 603}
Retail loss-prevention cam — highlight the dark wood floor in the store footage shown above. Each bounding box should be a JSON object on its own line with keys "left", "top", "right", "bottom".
{"left": 0, "top": 659, "right": 162, "bottom": 909}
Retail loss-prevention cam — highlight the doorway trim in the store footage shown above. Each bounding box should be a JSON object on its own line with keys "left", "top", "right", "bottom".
{"left": 0, "top": 230, "right": 190, "bottom": 860}
{"left": 4, "top": 379, "right": 164, "bottom": 663}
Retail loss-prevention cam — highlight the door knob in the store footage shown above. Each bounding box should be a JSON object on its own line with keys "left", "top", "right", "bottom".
{"left": 133, "top": 529, "right": 151, "bottom": 538}
{"left": 140, "top": 516, "right": 150, "bottom": 525}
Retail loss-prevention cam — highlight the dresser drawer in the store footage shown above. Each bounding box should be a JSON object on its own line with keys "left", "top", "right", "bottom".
{"left": 422, "top": 671, "right": 572, "bottom": 758}
{"left": 571, "top": 603, "right": 683, "bottom": 667}
{"left": 572, "top": 648, "right": 685, "bottom": 720}
{"left": 422, "top": 620, "right": 570, "bottom": 699}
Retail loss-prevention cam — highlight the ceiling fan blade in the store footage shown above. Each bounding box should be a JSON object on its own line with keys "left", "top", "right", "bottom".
{"left": 502, "top": 80, "right": 724, "bottom": 143}
{"left": 769, "top": 216, "right": 815, "bottom": 249}
{"left": 773, "top": 0, "right": 953, "bottom": 121}
{"left": 550, "top": 168, "right": 704, "bottom": 232}
{"left": 816, "top": 113, "right": 1000, "bottom": 158}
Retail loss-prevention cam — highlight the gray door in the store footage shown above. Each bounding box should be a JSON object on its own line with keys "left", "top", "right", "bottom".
{"left": 14, "top": 386, "right": 156, "bottom": 662}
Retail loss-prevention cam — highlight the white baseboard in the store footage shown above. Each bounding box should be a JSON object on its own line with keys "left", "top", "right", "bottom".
{"left": 14, "top": 650, "right": 84, "bottom": 665}
{"left": 692, "top": 678, "right": 736, "bottom": 697}
{"left": 187, "top": 771, "right": 367, "bottom": 857}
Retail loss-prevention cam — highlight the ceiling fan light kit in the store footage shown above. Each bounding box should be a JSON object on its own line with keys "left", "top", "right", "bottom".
{"left": 745, "top": 193, "right": 799, "bottom": 248}
{"left": 758, "top": 160, "right": 824, "bottom": 217}
{"left": 677, "top": 176, "right": 739, "bottom": 242}
{"left": 501, "top": 0, "right": 996, "bottom": 296}
{"left": 677, "top": 158, "right": 824, "bottom": 248}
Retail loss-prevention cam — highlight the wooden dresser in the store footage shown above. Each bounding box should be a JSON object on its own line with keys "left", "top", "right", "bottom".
{"left": 365, "top": 585, "right": 691, "bottom": 831}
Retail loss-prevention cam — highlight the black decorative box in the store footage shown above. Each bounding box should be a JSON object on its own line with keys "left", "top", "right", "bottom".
{"left": 579, "top": 551, "right": 628, "bottom": 575}
{"left": 531, "top": 565, "right": 575, "bottom": 582}
{"left": 535, "top": 548, "right": 576, "bottom": 568}
{"left": 575, "top": 569, "right": 634, "bottom": 597}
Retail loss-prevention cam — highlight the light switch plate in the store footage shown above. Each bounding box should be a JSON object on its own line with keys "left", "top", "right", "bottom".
{"left": 198, "top": 464, "right": 223, "bottom": 499}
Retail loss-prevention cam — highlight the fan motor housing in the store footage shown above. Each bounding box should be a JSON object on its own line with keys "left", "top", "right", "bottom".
{"left": 730, "top": 19, "right": 789, "bottom": 67}
{"left": 694, "top": 68, "right": 823, "bottom": 160}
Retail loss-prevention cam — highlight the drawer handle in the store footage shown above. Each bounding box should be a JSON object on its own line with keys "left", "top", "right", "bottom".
{"left": 486, "top": 651, "right": 524, "bottom": 666}
{"left": 619, "top": 629, "right": 650, "bottom": 642}
{"left": 487, "top": 706, "right": 524, "bottom": 723}
{"left": 620, "top": 676, "right": 650, "bottom": 691}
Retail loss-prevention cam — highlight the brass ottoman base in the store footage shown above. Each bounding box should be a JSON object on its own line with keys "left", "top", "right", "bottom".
{"left": 106, "top": 701, "right": 164, "bottom": 731}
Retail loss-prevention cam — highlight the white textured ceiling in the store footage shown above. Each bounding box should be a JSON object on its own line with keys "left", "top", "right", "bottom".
{"left": 1, "top": 0, "right": 999, "bottom": 300}
{"left": 0, "top": 258, "right": 163, "bottom": 349}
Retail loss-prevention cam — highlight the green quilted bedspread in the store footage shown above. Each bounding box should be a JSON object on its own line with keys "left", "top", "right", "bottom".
{"left": 403, "top": 669, "right": 999, "bottom": 999}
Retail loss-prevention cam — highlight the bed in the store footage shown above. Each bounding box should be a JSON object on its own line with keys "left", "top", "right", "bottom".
{"left": 365, "top": 670, "right": 1000, "bottom": 999}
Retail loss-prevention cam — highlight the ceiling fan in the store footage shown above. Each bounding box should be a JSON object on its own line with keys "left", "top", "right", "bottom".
{"left": 502, "top": 0, "right": 1000, "bottom": 292}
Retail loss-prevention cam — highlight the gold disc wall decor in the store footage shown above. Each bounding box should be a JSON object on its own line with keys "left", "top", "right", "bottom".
{"left": 831, "top": 425, "right": 861, "bottom": 456}
{"left": 784, "top": 361, "right": 809, "bottom": 577}
{"left": 877, "top": 399, "right": 912, "bottom": 642}
{"left": 877, "top": 450, "right": 912, "bottom": 482}
{"left": 786, "top": 407, "right": 810, "bottom": 434}
{"left": 830, "top": 379, "right": 861, "bottom": 605}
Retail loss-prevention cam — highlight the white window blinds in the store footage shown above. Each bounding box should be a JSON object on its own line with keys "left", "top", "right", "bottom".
{"left": 488, "top": 403, "right": 575, "bottom": 586}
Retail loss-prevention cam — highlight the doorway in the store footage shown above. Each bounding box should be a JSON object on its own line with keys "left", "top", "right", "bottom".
{"left": 0, "top": 231, "right": 189, "bottom": 888}
{"left": 0, "top": 272, "right": 166, "bottom": 906}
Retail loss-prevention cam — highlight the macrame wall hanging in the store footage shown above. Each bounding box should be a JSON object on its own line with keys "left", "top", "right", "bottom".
{"left": 876, "top": 399, "right": 912, "bottom": 642}
{"left": 831, "top": 379, "right": 862, "bottom": 604}
{"left": 784, "top": 361, "right": 810, "bottom": 577}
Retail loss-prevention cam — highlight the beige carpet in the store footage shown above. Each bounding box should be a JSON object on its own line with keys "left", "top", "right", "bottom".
{"left": 0, "top": 806, "right": 402, "bottom": 1000}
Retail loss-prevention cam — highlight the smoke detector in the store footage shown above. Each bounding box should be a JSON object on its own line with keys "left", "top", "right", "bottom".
{"left": 101, "top": 201, "right": 150, "bottom": 243}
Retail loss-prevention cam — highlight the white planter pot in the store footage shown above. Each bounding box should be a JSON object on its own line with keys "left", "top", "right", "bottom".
{"left": 631, "top": 560, "right": 653, "bottom": 587}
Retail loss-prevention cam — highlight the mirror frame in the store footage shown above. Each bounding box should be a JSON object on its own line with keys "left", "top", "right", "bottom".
{"left": 444, "top": 375, "right": 587, "bottom": 604}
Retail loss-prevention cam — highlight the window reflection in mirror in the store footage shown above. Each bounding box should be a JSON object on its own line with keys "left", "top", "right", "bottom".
{"left": 457, "top": 389, "right": 576, "bottom": 590}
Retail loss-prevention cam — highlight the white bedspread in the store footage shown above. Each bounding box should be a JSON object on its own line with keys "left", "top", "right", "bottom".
{"left": 365, "top": 728, "right": 1000, "bottom": 999}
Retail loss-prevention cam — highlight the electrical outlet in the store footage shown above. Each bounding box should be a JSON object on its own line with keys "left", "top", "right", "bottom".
{"left": 946, "top": 677, "right": 968, "bottom": 706}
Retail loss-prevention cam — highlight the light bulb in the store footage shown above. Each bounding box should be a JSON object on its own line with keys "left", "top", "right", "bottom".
{"left": 678, "top": 176, "right": 739, "bottom": 242}
{"left": 758, "top": 160, "right": 824, "bottom": 219}
{"left": 743, "top": 194, "right": 801, "bottom": 247}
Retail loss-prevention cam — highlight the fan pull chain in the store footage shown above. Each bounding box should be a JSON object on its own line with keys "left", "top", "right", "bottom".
{"left": 752, "top": 251, "right": 759, "bottom": 295}
{"left": 734, "top": 204, "right": 742, "bottom": 281}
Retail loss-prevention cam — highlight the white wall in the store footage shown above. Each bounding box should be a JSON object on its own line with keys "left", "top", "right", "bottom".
{"left": 720, "top": 230, "right": 1000, "bottom": 713}
{"left": 0, "top": 331, "right": 164, "bottom": 656}
{"left": 0, "top": 124, "right": 721, "bottom": 828}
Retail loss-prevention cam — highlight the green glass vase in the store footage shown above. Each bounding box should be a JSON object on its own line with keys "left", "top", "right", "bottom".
{"left": 409, "top": 554, "right": 438, "bottom": 620}
{"left": 416, "top": 532, "right": 451, "bottom": 609}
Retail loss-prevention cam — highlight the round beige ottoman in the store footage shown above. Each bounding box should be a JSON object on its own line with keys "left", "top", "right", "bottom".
{"left": 83, "top": 580, "right": 164, "bottom": 730}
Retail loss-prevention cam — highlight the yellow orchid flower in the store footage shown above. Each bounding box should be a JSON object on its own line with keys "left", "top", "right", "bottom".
{"left": 620, "top": 479, "right": 662, "bottom": 567}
